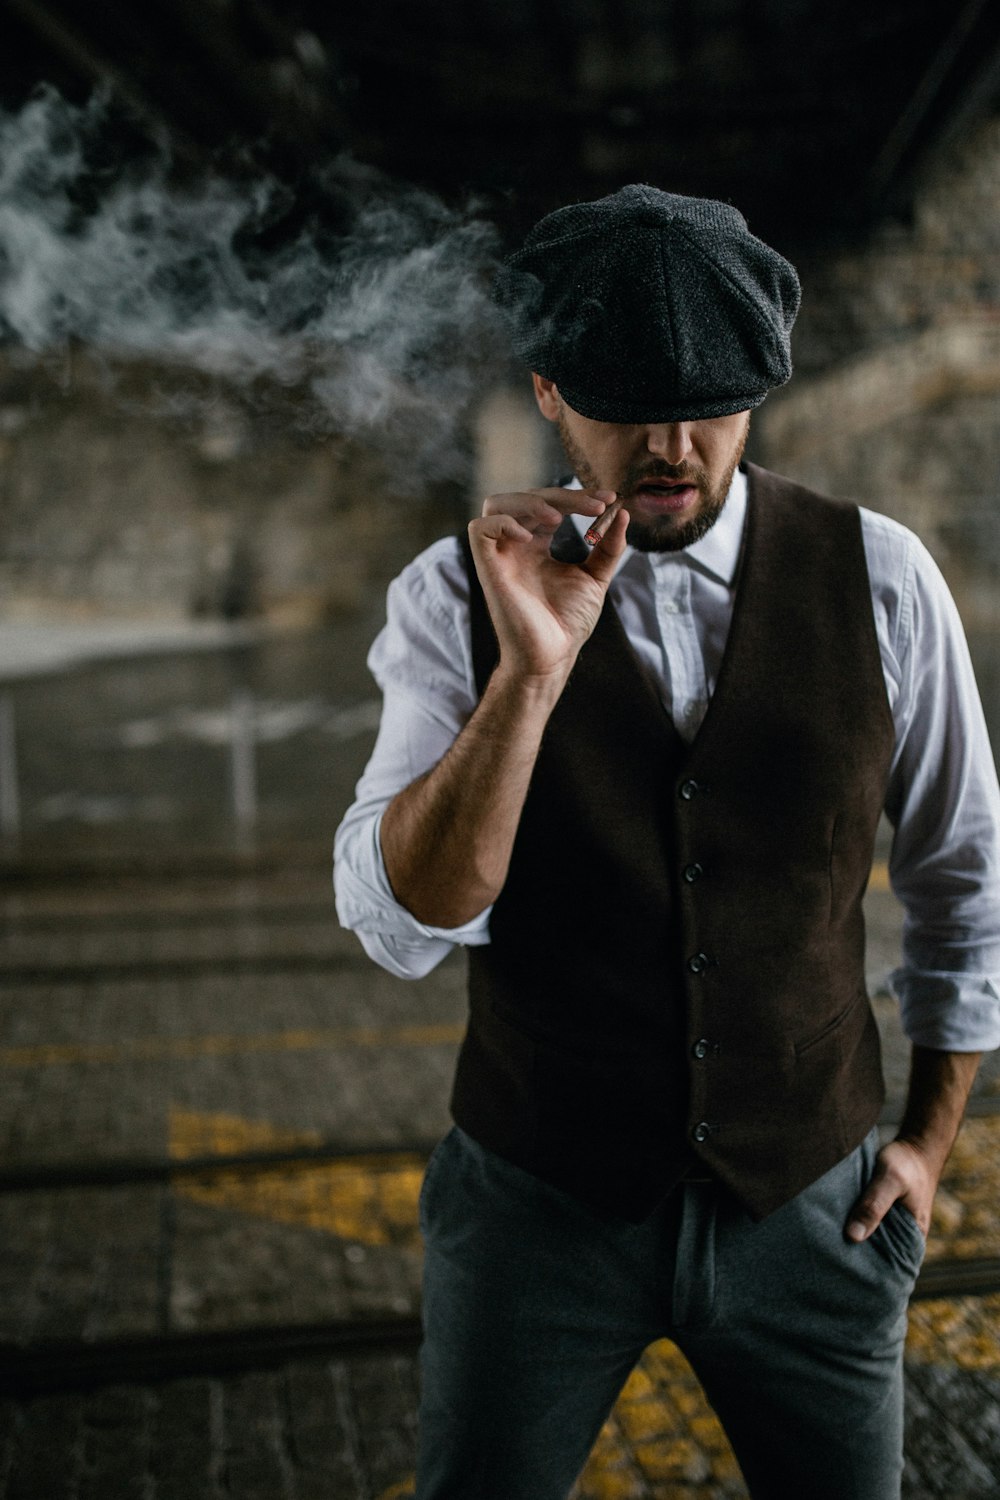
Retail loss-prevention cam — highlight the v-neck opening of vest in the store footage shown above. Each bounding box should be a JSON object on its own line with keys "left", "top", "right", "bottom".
{"left": 667, "top": 478, "right": 755, "bottom": 764}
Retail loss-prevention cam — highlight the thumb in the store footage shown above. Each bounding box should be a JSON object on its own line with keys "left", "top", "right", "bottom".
{"left": 584, "top": 506, "right": 630, "bottom": 584}
{"left": 845, "top": 1166, "right": 897, "bottom": 1243}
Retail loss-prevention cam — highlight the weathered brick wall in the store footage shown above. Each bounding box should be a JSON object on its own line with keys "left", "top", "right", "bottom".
{"left": 757, "top": 115, "right": 1000, "bottom": 627}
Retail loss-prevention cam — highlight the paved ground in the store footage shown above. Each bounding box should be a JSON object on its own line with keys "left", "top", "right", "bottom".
{"left": 0, "top": 629, "right": 998, "bottom": 1497}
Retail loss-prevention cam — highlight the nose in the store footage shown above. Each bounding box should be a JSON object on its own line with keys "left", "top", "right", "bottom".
{"left": 646, "top": 422, "right": 694, "bottom": 464}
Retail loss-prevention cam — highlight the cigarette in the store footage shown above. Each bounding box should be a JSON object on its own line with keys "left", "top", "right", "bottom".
{"left": 584, "top": 497, "right": 624, "bottom": 546}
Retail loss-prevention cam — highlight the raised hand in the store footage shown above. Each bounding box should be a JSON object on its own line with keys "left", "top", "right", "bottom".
{"left": 469, "top": 488, "right": 628, "bottom": 688}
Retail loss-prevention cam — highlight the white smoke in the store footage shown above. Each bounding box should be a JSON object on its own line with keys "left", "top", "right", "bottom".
{"left": 0, "top": 88, "right": 511, "bottom": 487}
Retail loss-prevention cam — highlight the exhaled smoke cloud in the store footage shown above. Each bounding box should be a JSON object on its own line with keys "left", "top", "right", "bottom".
{"left": 0, "top": 88, "right": 512, "bottom": 488}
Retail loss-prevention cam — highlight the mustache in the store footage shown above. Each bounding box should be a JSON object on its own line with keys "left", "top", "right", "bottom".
{"left": 622, "top": 460, "right": 705, "bottom": 494}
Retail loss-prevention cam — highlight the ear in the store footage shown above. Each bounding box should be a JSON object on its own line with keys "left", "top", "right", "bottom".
{"left": 531, "top": 372, "right": 561, "bottom": 422}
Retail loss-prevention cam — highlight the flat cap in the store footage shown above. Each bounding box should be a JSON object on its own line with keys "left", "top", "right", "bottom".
{"left": 494, "top": 184, "right": 801, "bottom": 423}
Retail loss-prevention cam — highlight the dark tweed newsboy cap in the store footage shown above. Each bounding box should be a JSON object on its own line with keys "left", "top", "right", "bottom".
{"left": 494, "top": 184, "right": 801, "bottom": 424}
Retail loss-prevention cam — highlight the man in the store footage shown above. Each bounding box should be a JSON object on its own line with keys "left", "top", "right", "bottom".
{"left": 335, "top": 186, "right": 1000, "bottom": 1499}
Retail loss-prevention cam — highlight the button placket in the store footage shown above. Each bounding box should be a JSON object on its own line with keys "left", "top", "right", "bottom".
{"left": 654, "top": 563, "right": 699, "bottom": 740}
{"left": 678, "top": 770, "right": 715, "bottom": 1130}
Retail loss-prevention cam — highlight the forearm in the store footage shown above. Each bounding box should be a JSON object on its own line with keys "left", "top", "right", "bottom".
{"left": 379, "top": 664, "right": 565, "bottom": 927}
{"left": 895, "top": 1045, "right": 981, "bottom": 1174}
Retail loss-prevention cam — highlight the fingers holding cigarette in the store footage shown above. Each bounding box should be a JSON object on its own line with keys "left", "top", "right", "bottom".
{"left": 584, "top": 496, "right": 625, "bottom": 547}
{"left": 582, "top": 501, "right": 629, "bottom": 583}
{"left": 481, "top": 486, "right": 611, "bottom": 536}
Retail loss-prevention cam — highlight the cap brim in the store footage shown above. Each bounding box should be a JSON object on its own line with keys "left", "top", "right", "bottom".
{"left": 555, "top": 383, "right": 767, "bottom": 425}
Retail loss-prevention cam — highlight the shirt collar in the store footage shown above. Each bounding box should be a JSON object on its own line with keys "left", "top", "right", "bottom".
{"left": 567, "top": 466, "right": 747, "bottom": 587}
{"left": 682, "top": 466, "right": 747, "bottom": 586}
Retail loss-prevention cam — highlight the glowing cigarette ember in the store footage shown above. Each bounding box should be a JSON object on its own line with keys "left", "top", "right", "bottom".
{"left": 584, "top": 497, "right": 624, "bottom": 546}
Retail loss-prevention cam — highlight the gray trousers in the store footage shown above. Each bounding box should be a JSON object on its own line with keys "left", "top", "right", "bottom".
{"left": 415, "top": 1126, "right": 925, "bottom": 1500}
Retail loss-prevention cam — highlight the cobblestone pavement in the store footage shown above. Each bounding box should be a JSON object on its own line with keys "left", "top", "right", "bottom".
{"left": 1, "top": 1326, "right": 998, "bottom": 1499}
{"left": 0, "top": 1355, "right": 422, "bottom": 1500}
{"left": 0, "top": 631, "right": 998, "bottom": 1498}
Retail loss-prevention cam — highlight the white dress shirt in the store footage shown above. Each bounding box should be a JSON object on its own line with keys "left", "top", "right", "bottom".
{"left": 334, "top": 468, "right": 1000, "bottom": 1053}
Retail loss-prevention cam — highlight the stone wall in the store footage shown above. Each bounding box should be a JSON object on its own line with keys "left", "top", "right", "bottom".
{"left": 756, "top": 115, "right": 1000, "bottom": 627}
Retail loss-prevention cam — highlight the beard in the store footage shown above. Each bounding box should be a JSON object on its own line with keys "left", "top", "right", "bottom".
{"left": 556, "top": 413, "right": 749, "bottom": 554}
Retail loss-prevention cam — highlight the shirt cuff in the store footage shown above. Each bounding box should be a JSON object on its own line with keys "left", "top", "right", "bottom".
{"left": 361, "top": 811, "right": 493, "bottom": 940}
{"left": 334, "top": 809, "right": 493, "bottom": 981}
{"left": 890, "top": 968, "right": 1000, "bottom": 1051}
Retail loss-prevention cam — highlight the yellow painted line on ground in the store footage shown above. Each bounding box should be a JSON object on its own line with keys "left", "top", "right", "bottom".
{"left": 168, "top": 1108, "right": 425, "bottom": 1248}
{"left": 169, "top": 1107, "right": 327, "bottom": 1159}
{"left": 173, "top": 1154, "right": 426, "bottom": 1247}
{"left": 0, "top": 1022, "right": 464, "bottom": 1070}
{"left": 869, "top": 860, "right": 890, "bottom": 892}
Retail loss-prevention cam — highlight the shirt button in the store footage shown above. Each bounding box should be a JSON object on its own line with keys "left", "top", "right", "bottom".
{"left": 683, "top": 862, "right": 704, "bottom": 884}
{"left": 692, "top": 1121, "right": 712, "bottom": 1144}
{"left": 692, "top": 1038, "right": 712, "bottom": 1060}
{"left": 687, "top": 952, "right": 711, "bottom": 975}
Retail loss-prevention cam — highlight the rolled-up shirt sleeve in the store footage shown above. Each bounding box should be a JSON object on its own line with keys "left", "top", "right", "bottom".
{"left": 334, "top": 537, "right": 493, "bottom": 979}
{"left": 874, "top": 517, "right": 1000, "bottom": 1051}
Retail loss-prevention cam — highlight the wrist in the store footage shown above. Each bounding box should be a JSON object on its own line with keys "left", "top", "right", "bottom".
{"left": 893, "top": 1129, "right": 948, "bottom": 1179}
{"left": 488, "top": 658, "right": 572, "bottom": 713}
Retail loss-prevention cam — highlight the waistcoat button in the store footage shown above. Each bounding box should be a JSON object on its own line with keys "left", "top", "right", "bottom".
{"left": 687, "top": 951, "right": 710, "bottom": 975}
{"left": 692, "top": 1038, "right": 711, "bottom": 1060}
{"left": 683, "top": 862, "right": 704, "bottom": 884}
{"left": 692, "top": 1121, "right": 712, "bottom": 1144}
{"left": 679, "top": 778, "right": 701, "bottom": 801}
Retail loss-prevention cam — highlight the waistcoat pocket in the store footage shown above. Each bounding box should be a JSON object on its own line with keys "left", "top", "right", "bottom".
{"left": 794, "top": 987, "right": 867, "bottom": 1056}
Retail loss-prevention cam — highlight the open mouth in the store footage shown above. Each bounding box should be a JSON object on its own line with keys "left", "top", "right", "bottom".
{"left": 631, "top": 479, "right": 699, "bottom": 513}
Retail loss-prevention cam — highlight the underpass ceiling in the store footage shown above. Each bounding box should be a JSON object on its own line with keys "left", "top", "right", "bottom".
{"left": 2, "top": 0, "right": 1000, "bottom": 248}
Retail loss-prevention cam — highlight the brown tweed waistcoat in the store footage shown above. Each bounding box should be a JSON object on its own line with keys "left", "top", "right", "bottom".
{"left": 451, "top": 463, "right": 895, "bottom": 1220}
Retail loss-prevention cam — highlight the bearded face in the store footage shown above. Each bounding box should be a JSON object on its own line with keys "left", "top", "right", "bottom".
{"left": 538, "top": 379, "right": 750, "bottom": 554}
